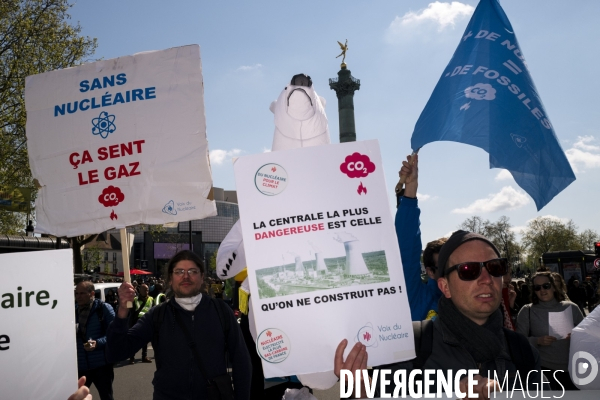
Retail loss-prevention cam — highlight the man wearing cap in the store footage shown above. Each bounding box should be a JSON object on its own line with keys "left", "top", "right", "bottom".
{"left": 334, "top": 230, "right": 543, "bottom": 398}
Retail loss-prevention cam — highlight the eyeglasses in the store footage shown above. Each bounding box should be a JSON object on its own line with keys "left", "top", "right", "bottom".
{"left": 172, "top": 269, "right": 201, "bottom": 277}
{"left": 445, "top": 258, "right": 508, "bottom": 281}
{"left": 533, "top": 283, "right": 552, "bottom": 291}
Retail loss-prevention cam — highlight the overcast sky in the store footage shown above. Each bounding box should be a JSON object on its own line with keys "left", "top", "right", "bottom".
{"left": 69, "top": 0, "right": 600, "bottom": 247}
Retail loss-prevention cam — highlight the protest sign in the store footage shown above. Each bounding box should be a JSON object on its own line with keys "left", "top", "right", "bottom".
{"left": 25, "top": 44, "right": 216, "bottom": 237}
{"left": 234, "top": 139, "right": 415, "bottom": 377}
{"left": 0, "top": 249, "right": 77, "bottom": 398}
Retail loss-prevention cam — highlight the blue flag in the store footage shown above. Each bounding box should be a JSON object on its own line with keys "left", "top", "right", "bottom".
{"left": 411, "top": 0, "right": 575, "bottom": 211}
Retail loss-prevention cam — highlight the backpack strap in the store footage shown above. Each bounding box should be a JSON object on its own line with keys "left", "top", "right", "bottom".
{"left": 411, "top": 319, "right": 434, "bottom": 369}
{"left": 211, "top": 297, "right": 231, "bottom": 344}
{"left": 211, "top": 297, "right": 233, "bottom": 373}
{"left": 503, "top": 328, "right": 537, "bottom": 374}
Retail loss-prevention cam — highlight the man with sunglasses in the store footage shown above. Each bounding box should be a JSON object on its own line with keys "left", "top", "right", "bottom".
{"left": 334, "top": 230, "right": 543, "bottom": 398}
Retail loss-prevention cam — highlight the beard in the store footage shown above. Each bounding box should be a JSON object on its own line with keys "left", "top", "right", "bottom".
{"left": 170, "top": 281, "right": 202, "bottom": 298}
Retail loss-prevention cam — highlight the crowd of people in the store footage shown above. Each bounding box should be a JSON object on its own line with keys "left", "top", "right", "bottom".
{"left": 69, "top": 154, "right": 600, "bottom": 400}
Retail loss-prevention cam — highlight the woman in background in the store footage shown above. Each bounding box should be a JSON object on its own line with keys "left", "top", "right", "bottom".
{"left": 517, "top": 271, "right": 584, "bottom": 391}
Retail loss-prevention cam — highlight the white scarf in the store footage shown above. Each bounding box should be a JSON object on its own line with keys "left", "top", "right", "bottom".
{"left": 174, "top": 293, "right": 202, "bottom": 311}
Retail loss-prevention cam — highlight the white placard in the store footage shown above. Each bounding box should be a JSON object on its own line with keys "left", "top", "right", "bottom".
{"left": 234, "top": 140, "right": 415, "bottom": 377}
{"left": 549, "top": 307, "right": 574, "bottom": 339}
{"left": 0, "top": 249, "right": 77, "bottom": 398}
{"left": 25, "top": 45, "right": 216, "bottom": 237}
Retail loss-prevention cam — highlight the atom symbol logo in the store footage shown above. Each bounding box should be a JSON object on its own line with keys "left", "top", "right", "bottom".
{"left": 91, "top": 111, "right": 116, "bottom": 139}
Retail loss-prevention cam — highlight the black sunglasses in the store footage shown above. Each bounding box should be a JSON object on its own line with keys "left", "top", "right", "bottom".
{"left": 445, "top": 258, "right": 508, "bottom": 281}
{"left": 533, "top": 282, "right": 552, "bottom": 291}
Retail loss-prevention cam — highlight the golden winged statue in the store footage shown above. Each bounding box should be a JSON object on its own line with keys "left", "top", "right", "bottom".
{"left": 336, "top": 39, "right": 348, "bottom": 66}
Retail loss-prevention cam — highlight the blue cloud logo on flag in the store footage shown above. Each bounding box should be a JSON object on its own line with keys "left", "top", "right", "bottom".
{"left": 410, "top": 0, "right": 575, "bottom": 210}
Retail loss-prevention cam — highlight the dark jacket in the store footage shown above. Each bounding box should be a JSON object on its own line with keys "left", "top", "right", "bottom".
{"left": 76, "top": 299, "right": 115, "bottom": 371}
{"left": 568, "top": 286, "right": 587, "bottom": 307}
{"left": 395, "top": 196, "right": 442, "bottom": 321}
{"left": 106, "top": 295, "right": 251, "bottom": 400}
{"left": 377, "top": 318, "right": 543, "bottom": 395}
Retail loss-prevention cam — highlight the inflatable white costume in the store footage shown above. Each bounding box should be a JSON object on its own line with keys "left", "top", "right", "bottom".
{"left": 217, "top": 74, "right": 337, "bottom": 391}
{"left": 568, "top": 304, "right": 600, "bottom": 389}
{"left": 270, "top": 73, "right": 330, "bottom": 150}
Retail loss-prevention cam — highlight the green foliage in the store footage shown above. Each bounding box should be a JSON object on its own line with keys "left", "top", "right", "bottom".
{"left": 223, "top": 278, "right": 233, "bottom": 299}
{"left": 0, "top": 210, "right": 26, "bottom": 234}
{"left": 82, "top": 244, "right": 102, "bottom": 274}
{"left": 521, "top": 217, "right": 580, "bottom": 258}
{"left": 69, "top": 234, "right": 98, "bottom": 274}
{"left": 459, "top": 215, "right": 599, "bottom": 270}
{"left": 208, "top": 246, "right": 218, "bottom": 272}
{"left": 0, "top": 0, "right": 97, "bottom": 233}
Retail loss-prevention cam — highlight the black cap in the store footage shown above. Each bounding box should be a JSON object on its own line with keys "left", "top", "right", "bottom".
{"left": 437, "top": 230, "right": 500, "bottom": 278}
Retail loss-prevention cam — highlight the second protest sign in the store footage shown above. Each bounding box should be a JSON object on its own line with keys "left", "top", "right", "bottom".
{"left": 234, "top": 139, "right": 415, "bottom": 377}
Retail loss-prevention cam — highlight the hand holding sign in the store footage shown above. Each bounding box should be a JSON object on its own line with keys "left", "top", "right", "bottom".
{"left": 334, "top": 339, "right": 368, "bottom": 399}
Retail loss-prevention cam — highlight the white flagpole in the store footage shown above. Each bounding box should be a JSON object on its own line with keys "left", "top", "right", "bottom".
{"left": 119, "top": 227, "right": 133, "bottom": 308}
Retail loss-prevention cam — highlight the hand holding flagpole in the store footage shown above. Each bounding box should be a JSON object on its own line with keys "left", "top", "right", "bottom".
{"left": 395, "top": 148, "right": 420, "bottom": 196}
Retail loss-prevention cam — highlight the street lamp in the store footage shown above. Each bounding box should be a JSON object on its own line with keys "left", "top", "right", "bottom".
{"left": 25, "top": 220, "right": 34, "bottom": 237}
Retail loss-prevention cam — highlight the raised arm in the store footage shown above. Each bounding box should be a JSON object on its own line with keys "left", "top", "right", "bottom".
{"left": 395, "top": 154, "right": 426, "bottom": 321}
{"left": 105, "top": 282, "right": 153, "bottom": 363}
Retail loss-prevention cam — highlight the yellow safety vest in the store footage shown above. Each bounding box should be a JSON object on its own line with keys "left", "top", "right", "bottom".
{"left": 134, "top": 296, "right": 154, "bottom": 318}
{"left": 155, "top": 293, "right": 166, "bottom": 305}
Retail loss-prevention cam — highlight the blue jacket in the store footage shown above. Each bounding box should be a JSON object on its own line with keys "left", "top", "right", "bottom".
{"left": 76, "top": 299, "right": 115, "bottom": 371}
{"left": 106, "top": 296, "right": 251, "bottom": 400}
{"left": 395, "top": 196, "right": 442, "bottom": 321}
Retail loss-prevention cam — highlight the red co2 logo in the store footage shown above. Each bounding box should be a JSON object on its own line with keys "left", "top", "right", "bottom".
{"left": 98, "top": 186, "right": 125, "bottom": 207}
{"left": 340, "top": 152, "right": 376, "bottom": 178}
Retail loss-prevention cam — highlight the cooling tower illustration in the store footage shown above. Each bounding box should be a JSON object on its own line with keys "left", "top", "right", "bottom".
{"left": 295, "top": 256, "right": 305, "bottom": 277}
{"left": 343, "top": 240, "right": 370, "bottom": 276}
{"left": 315, "top": 253, "right": 327, "bottom": 274}
{"left": 254, "top": 238, "right": 390, "bottom": 299}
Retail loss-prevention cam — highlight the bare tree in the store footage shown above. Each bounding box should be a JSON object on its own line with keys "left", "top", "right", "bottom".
{"left": 68, "top": 234, "right": 98, "bottom": 274}
{"left": 458, "top": 216, "right": 490, "bottom": 235}
{"left": 575, "top": 229, "right": 600, "bottom": 251}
